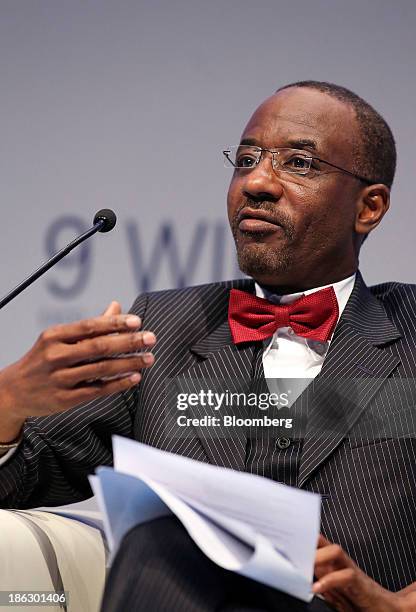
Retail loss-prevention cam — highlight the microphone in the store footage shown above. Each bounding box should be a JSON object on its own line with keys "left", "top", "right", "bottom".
{"left": 0, "top": 209, "right": 117, "bottom": 311}
{"left": 94, "top": 208, "right": 117, "bottom": 233}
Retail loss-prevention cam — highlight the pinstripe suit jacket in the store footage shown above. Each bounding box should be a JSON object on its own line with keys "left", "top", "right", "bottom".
{"left": 1, "top": 271, "right": 416, "bottom": 592}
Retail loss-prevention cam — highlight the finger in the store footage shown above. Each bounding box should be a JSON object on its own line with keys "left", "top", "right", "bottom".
{"left": 60, "top": 354, "right": 155, "bottom": 386}
{"left": 313, "top": 568, "right": 358, "bottom": 594}
{"left": 39, "top": 314, "right": 143, "bottom": 344}
{"left": 315, "top": 544, "right": 354, "bottom": 571}
{"left": 102, "top": 301, "right": 122, "bottom": 316}
{"left": 43, "top": 330, "right": 156, "bottom": 369}
{"left": 64, "top": 331, "right": 156, "bottom": 365}
{"left": 317, "top": 534, "right": 332, "bottom": 548}
{"left": 60, "top": 372, "right": 143, "bottom": 406}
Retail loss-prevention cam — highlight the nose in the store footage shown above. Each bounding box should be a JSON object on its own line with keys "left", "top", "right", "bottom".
{"left": 241, "top": 153, "right": 284, "bottom": 202}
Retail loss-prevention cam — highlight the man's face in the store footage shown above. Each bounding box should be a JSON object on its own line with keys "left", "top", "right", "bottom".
{"left": 227, "top": 87, "right": 364, "bottom": 290}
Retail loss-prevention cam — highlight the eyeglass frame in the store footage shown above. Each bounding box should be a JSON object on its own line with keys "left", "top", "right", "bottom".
{"left": 222, "top": 145, "right": 376, "bottom": 186}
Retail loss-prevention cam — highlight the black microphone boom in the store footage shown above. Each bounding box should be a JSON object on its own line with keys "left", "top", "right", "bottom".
{"left": 0, "top": 209, "right": 117, "bottom": 311}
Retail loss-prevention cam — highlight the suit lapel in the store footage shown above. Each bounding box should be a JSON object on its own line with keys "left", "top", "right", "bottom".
{"left": 298, "top": 272, "right": 402, "bottom": 487}
{"left": 164, "top": 277, "right": 258, "bottom": 470}
{"left": 181, "top": 320, "right": 258, "bottom": 470}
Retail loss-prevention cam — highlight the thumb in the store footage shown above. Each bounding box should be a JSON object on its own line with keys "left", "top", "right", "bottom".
{"left": 102, "top": 301, "right": 122, "bottom": 316}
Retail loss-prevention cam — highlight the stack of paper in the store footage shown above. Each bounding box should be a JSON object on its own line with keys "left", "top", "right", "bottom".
{"left": 90, "top": 436, "right": 321, "bottom": 602}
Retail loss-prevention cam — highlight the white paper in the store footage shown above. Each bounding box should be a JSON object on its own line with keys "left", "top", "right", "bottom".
{"left": 93, "top": 436, "right": 321, "bottom": 602}
{"left": 89, "top": 470, "right": 171, "bottom": 555}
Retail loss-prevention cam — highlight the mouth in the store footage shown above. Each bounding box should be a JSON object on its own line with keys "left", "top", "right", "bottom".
{"left": 237, "top": 207, "right": 285, "bottom": 235}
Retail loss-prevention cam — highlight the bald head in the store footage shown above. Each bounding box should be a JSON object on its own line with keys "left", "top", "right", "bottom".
{"left": 243, "top": 87, "right": 360, "bottom": 179}
{"left": 276, "top": 81, "right": 396, "bottom": 188}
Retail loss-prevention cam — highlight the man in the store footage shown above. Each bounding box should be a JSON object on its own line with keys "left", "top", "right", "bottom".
{"left": 0, "top": 81, "right": 416, "bottom": 611}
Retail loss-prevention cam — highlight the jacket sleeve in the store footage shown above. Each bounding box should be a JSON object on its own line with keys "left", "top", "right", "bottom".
{"left": 0, "top": 293, "right": 148, "bottom": 509}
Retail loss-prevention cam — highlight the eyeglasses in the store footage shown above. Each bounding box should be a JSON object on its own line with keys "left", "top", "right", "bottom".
{"left": 222, "top": 145, "right": 374, "bottom": 185}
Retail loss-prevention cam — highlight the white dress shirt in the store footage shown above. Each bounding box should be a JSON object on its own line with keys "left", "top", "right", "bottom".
{"left": 256, "top": 274, "right": 356, "bottom": 401}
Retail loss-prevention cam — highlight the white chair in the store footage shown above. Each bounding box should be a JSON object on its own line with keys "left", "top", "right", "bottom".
{"left": 0, "top": 502, "right": 107, "bottom": 612}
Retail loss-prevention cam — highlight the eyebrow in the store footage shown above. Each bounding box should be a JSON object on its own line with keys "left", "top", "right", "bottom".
{"left": 287, "top": 138, "right": 318, "bottom": 151}
{"left": 239, "top": 137, "right": 318, "bottom": 152}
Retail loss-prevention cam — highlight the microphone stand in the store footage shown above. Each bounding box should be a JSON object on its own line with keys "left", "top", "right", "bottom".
{"left": 0, "top": 219, "right": 106, "bottom": 311}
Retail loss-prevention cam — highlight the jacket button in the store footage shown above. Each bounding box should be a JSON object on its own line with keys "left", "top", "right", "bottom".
{"left": 277, "top": 437, "right": 291, "bottom": 450}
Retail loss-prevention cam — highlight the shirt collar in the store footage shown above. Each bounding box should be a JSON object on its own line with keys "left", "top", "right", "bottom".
{"left": 255, "top": 273, "right": 356, "bottom": 324}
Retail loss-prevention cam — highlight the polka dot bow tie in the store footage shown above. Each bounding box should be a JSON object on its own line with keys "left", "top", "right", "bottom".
{"left": 228, "top": 287, "right": 339, "bottom": 344}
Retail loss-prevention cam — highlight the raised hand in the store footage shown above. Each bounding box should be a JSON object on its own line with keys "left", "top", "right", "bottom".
{"left": 0, "top": 301, "right": 156, "bottom": 442}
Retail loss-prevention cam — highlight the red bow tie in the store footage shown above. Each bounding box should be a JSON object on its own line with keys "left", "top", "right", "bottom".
{"left": 228, "top": 287, "right": 339, "bottom": 344}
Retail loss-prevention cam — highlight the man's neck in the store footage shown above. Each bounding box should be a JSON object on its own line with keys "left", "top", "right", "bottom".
{"left": 255, "top": 269, "right": 358, "bottom": 296}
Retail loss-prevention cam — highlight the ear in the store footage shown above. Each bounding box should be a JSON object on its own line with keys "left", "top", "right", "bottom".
{"left": 355, "top": 184, "right": 390, "bottom": 237}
